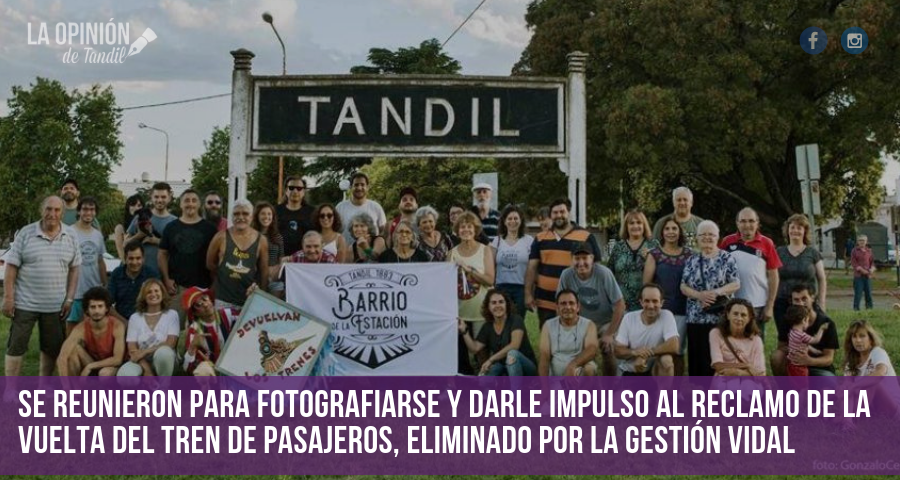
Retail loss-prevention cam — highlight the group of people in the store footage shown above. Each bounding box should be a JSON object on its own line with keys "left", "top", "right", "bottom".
{"left": 1, "top": 177, "right": 896, "bottom": 393}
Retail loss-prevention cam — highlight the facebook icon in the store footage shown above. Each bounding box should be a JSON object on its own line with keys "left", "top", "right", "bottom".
{"left": 800, "top": 27, "right": 828, "bottom": 54}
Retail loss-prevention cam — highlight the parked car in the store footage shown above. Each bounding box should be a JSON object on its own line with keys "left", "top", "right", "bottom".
{"left": 0, "top": 250, "right": 121, "bottom": 287}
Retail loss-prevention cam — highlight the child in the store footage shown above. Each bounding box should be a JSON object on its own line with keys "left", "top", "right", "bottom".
{"left": 784, "top": 305, "right": 828, "bottom": 376}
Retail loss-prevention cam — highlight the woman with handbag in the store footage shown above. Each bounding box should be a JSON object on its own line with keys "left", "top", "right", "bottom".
{"left": 680, "top": 220, "right": 740, "bottom": 376}
{"left": 710, "top": 298, "right": 766, "bottom": 376}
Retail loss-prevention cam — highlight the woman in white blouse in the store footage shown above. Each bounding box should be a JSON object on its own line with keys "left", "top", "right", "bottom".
{"left": 117, "top": 279, "right": 179, "bottom": 376}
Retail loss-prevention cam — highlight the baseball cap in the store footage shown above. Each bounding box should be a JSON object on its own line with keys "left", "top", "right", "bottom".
{"left": 182, "top": 286, "right": 212, "bottom": 321}
{"left": 572, "top": 242, "right": 594, "bottom": 256}
{"left": 472, "top": 182, "right": 492, "bottom": 192}
{"left": 399, "top": 186, "right": 418, "bottom": 201}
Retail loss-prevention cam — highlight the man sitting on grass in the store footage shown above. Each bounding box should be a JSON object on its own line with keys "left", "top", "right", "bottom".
{"left": 57, "top": 287, "right": 126, "bottom": 376}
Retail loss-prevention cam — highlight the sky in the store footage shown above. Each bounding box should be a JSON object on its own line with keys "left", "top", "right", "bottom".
{"left": 0, "top": 0, "right": 533, "bottom": 183}
{"left": 1, "top": 0, "right": 898, "bottom": 195}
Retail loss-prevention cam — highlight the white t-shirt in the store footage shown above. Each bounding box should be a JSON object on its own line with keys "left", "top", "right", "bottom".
{"left": 126, "top": 310, "right": 180, "bottom": 351}
{"left": 491, "top": 235, "right": 534, "bottom": 285}
{"left": 844, "top": 347, "right": 897, "bottom": 376}
{"left": 615, "top": 309, "right": 679, "bottom": 373}
{"left": 335, "top": 199, "right": 387, "bottom": 242}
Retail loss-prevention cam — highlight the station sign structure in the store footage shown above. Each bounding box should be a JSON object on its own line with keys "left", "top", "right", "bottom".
{"left": 228, "top": 49, "right": 589, "bottom": 225}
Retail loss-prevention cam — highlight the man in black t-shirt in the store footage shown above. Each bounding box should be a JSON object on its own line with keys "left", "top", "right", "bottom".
{"left": 770, "top": 284, "right": 839, "bottom": 376}
{"left": 159, "top": 189, "right": 217, "bottom": 321}
{"left": 276, "top": 175, "right": 315, "bottom": 257}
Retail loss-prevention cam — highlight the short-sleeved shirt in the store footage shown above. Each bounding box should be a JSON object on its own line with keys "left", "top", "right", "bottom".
{"left": 492, "top": 235, "right": 534, "bottom": 286}
{"left": 608, "top": 238, "right": 659, "bottom": 311}
{"left": 652, "top": 214, "right": 703, "bottom": 250}
{"left": 159, "top": 219, "right": 217, "bottom": 288}
{"left": 681, "top": 250, "right": 739, "bottom": 325}
{"left": 72, "top": 226, "right": 105, "bottom": 298}
{"left": 807, "top": 307, "right": 839, "bottom": 373}
{"left": 615, "top": 309, "right": 679, "bottom": 372}
{"left": 107, "top": 265, "right": 159, "bottom": 320}
{"left": 276, "top": 203, "right": 315, "bottom": 257}
{"left": 126, "top": 212, "right": 176, "bottom": 272}
{"left": 335, "top": 199, "right": 387, "bottom": 244}
{"left": 844, "top": 347, "right": 897, "bottom": 376}
{"left": 473, "top": 207, "right": 501, "bottom": 239}
{"left": 126, "top": 309, "right": 180, "bottom": 351}
{"left": 776, "top": 245, "right": 823, "bottom": 300}
{"left": 648, "top": 246, "right": 692, "bottom": 315}
{"left": 530, "top": 226, "right": 602, "bottom": 312}
{"left": 788, "top": 329, "right": 813, "bottom": 358}
{"left": 6, "top": 222, "right": 82, "bottom": 312}
{"left": 545, "top": 315, "right": 593, "bottom": 376}
{"left": 709, "top": 328, "right": 765, "bottom": 374}
{"left": 557, "top": 264, "right": 623, "bottom": 328}
{"left": 719, "top": 232, "right": 782, "bottom": 307}
{"left": 475, "top": 315, "right": 536, "bottom": 364}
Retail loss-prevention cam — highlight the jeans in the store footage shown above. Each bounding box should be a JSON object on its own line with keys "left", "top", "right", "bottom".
{"left": 853, "top": 276, "right": 873, "bottom": 310}
{"left": 496, "top": 284, "right": 526, "bottom": 318}
{"left": 117, "top": 345, "right": 177, "bottom": 376}
{"left": 483, "top": 349, "right": 537, "bottom": 376}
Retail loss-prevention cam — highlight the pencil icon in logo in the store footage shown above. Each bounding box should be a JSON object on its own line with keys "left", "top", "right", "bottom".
{"left": 127, "top": 28, "right": 156, "bottom": 58}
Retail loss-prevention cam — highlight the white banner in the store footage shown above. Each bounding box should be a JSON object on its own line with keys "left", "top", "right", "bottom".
{"left": 285, "top": 263, "right": 458, "bottom": 375}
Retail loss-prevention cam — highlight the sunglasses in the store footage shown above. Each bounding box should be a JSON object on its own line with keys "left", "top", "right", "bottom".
{"left": 288, "top": 185, "right": 305, "bottom": 191}
{"left": 206, "top": 200, "right": 221, "bottom": 205}
{"left": 319, "top": 213, "right": 334, "bottom": 219}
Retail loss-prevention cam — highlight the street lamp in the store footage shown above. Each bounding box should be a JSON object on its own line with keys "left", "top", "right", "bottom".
{"left": 262, "top": 12, "right": 286, "bottom": 75}
{"left": 262, "top": 11, "right": 288, "bottom": 200}
{"left": 138, "top": 122, "right": 169, "bottom": 181}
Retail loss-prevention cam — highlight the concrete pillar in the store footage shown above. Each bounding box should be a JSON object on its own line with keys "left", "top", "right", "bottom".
{"left": 228, "top": 48, "right": 255, "bottom": 219}
{"left": 566, "top": 52, "right": 588, "bottom": 226}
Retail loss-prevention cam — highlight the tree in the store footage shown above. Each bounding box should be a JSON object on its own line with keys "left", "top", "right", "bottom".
{"left": 190, "top": 126, "right": 230, "bottom": 203}
{"left": 512, "top": 0, "right": 900, "bottom": 232}
{"left": 350, "top": 38, "right": 461, "bottom": 75}
{"left": 365, "top": 157, "right": 496, "bottom": 227}
{"left": 0, "top": 78, "right": 122, "bottom": 237}
{"left": 191, "top": 125, "right": 307, "bottom": 209}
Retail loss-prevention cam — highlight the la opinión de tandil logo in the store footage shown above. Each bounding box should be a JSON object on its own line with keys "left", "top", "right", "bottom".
{"left": 27, "top": 19, "right": 155, "bottom": 64}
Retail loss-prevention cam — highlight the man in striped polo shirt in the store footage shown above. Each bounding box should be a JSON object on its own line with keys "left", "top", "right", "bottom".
{"left": 3, "top": 196, "right": 82, "bottom": 377}
{"left": 526, "top": 198, "right": 602, "bottom": 328}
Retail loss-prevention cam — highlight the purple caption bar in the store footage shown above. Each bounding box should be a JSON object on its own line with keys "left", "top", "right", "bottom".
{"left": 0, "top": 376, "right": 898, "bottom": 475}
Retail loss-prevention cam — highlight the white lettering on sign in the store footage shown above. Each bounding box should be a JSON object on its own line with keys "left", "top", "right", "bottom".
{"left": 425, "top": 98, "right": 454, "bottom": 137}
{"left": 333, "top": 98, "right": 365, "bottom": 135}
{"left": 381, "top": 97, "right": 411, "bottom": 135}
{"left": 471, "top": 98, "right": 479, "bottom": 136}
{"left": 493, "top": 98, "right": 520, "bottom": 137}
{"left": 297, "top": 96, "right": 331, "bottom": 134}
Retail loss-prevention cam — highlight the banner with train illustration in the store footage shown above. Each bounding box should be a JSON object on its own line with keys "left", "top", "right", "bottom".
{"left": 216, "top": 290, "right": 331, "bottom": 377}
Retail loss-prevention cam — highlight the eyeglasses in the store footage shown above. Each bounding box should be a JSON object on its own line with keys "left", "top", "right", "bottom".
{"left": 288, "top": 185, "right": 305, "bottom": 191}
{"left": 206, "top": 200, "right": 221, "bottom": 205}
{"left": 319, "top": 213, "right": 334, "bottom": 219}
{"left": 397, "top": 230, "right": 413, "bottom": 236}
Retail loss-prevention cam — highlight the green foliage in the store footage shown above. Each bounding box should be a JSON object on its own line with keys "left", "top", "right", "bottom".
{"left": 513, "top": 0, "right": 900, "bottom": 231}
{"left": 364, "top": 157, "right": 496, "bottom": 222}
{"left": 350, "top": 39, "right": 461, "bottom": 75}
{"left": 190, "top": 126, "right": 230, "bottom": 206}
{"left": 0, "top": 78, "right": 122, "bottom": 237}
{"left": 247, "top": 156, "right": 307, "bottom": 205}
